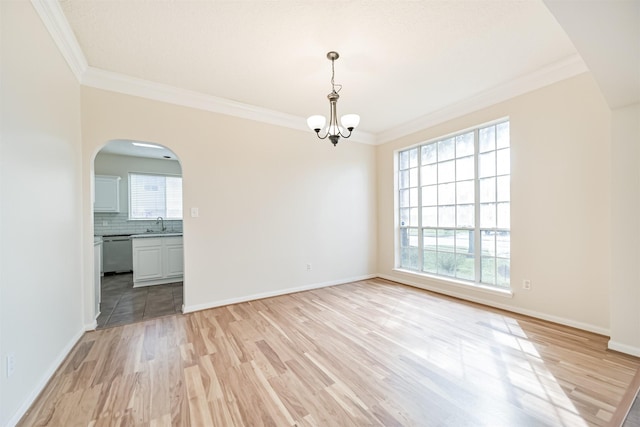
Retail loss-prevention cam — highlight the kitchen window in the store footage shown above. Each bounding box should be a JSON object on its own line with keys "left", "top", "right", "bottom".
{"left": 397, "top": 120, "right": 510, "bottom": 287}
{"left": 129, "top": 173, "right": 183, "bottom": 220}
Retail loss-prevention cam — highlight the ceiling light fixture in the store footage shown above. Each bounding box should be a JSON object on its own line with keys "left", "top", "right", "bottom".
{"left": 132, "top": 142, "right": 163, "bottom": 149}
{"left": 307, "top": 51, "right": 360, "bottom": 146}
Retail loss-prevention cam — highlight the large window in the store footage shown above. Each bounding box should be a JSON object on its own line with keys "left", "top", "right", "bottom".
{"left": 129, "top": 173, "right": 183, "bottom": 220}
{"left": 398, "top": 120, "right": 510, "bottom": 287}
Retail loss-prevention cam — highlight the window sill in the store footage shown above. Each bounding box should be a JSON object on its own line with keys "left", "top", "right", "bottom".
{"left": 391, "top": 268, "right": 514, "bottom": 299}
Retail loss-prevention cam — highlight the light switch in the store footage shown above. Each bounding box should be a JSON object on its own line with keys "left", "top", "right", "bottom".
{"left": 191, "top": 207, "right": 199, "bottom": 218}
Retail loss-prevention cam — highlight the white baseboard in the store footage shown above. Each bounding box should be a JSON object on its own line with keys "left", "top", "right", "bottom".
{"left": 608, "top": 340, "right": 640, "bottom": 357}
{"left": 378, "top": 273, "right": 610, "bottom": 337}
{"left": 85, "top": 320, "right": 98, "bottom": 331}
{"left": 183, "top": 274, "right": 377, "bottom": 314}
{"left": 6, "top": 328, "right": 85, "bottom": 427}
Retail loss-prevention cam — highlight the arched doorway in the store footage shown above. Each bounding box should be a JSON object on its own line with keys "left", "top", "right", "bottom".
{"left": 93, "top": 139, "right": 184, "bottom": 328}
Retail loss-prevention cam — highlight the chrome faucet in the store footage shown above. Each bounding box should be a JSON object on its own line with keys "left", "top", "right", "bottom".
{"left": 156, "top": 216, "right": 166, "bottom": 232}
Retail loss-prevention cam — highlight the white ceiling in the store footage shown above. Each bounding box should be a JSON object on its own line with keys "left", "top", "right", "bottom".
{"left": 49, "top": 0, "right": 637, "bottom": 154}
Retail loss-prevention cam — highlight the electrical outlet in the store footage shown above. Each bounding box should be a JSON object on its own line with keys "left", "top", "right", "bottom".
{"left": 306, "top": 263, "right": 312, "bottom": 271}
{"left": 6, "top": 353, "right": 15, "bottom": 377}
{"left": 522, "top": 279, "right": 531, "bottom": 290}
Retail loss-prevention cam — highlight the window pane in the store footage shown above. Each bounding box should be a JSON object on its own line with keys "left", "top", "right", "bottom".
{"left": 479, "top": 152, "right": 496, "bottom": 178}
{"left": 456, "top": 180, "right": 474, "bottom": 204}
{"left": 410, "top": 207, "right": 419, "bottom": 226}
{"left": 422, "top": 144, "right": 437, "bottom": 165}
{"left": 497, "top": 176, "right": 510, "bottom": 202}
{"left": 166, "top": 177, "right": 183, "bottom": 219}
{"left": 409, "top": 168, "right": 419, "bottom": 187}
{"left": 130, "top": 174, "right": 165, "bottom": 219}
{"left": 399, "top": 170, "right": 409, "bottom": 189}
{"left": 456, "top": 254, "right": 474, "bottom": 281}
{"left": 422, "top": 164, "right": 437, "bottom": 185}
{"left": 481, "top": 231, "right": 496, "bottom": 256}
{"left": 438, "top": 138, "right": 455, "bottom": 161}
{"left": 423, "top": 207, "right": 437, "bottom": 227}
{"left": 496, "top": 258, "right": 510, "bottom": 286}
{"left": 456, "top": 156, "right": 474, "bottom": 181}
{"left": 423, "top": 229, "right": 437, "bottom": 250}
{"left": 480, "top": 203, "right": 496, "bottom": 228}
{"left": 422, "top": 185, "right": 437, "bottom": 206}
{"left": 438, "top": 183, "right": 455, "bottom": 205}
{"left": 399, "top": 151, "right": 410, "bottom": 170}
{"left": 438, "top": 206, "right": 455, "bottom": 227}
{"left": 456, "top": 132, "right": 474, "bottom": 157}
{"left": 129, "top": 173, "right": 182, "bottom": 220}
{"left": 409, "top": 148, "right": 418, "bottom": 168}
{"left": 455, "top": 230, "right": 473, "bottom": 253}
{"left": 479, "top": 126, "right": 496, "bottom": 153}
{"left": 496, "top": 231, "right": 510, "bottom": 258}
{"left": 457, "top": 204, "right": 474, "bottom": 228}
{"left": 497, "top": 202, "right": 510, "bottom": 229}
{"left": 399, "top": 190, "right": 410, "bottom": 207}
{"left": 437, "top": 252, "right": 457, "bottom": 277}
{"left": 496, "top": 121, "right": 510, "bottom": 149}
{"left": 497, "top": 148, "right": 510, "bottom": 176}
{"left": 480, "top": 177, "right": 496, "bottom": 203}
{"left": 481, "top": 257, "right": 496, "bottom": 285}
{"left": 400, "top": 228, "right": 419, "bottom": 270}
{"left": 437, "top": 229, "right": 455, "bottom": 253}
{"left": 409, "top": 188, "right": 419, "bottom": 207}
{"left": 423, "top": 250, "right": 437, "bottom": 273}
{"left": 438, "top": 160, "right": 455, "bottom": 183}
{"left": 400, "top": 209, "right": 410, "bottom": 226}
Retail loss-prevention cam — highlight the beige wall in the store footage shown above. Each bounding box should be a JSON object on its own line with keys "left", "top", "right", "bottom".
{"left": 0, "top": 1, "right": 83, "bottom": 425}
{"left": 81, "top": 87, "right": 378, "bottom": 318}
{"left": 609, "top": 103, "right": 640, "bottom": 355}
{"left": 377, "top": 73, "right": 612, "bottom": 333}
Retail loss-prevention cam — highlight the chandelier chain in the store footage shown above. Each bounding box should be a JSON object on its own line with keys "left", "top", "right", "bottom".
{"left": 330, "top": 58, "right": 342, "bottom": 94}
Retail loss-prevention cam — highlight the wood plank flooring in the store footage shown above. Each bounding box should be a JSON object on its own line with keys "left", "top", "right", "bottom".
{"left": 18, "top": 278, "right": 640, "bottom": 426}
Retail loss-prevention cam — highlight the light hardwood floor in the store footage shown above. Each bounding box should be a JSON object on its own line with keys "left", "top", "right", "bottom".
{"left": 19, "top": 278, "right": 640, "bottom": 426}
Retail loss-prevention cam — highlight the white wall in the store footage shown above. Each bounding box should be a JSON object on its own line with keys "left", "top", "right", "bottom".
{"left": 609, "top": 103, "right": 640, "bottom": 355}
{"left": 0, "top": 1, "right": 83, "bottom": 425}
{"left": 377, "top": 73, "right": 612, "bottom": 334}
{"left": 81, "top": 87, "right": 378, "bottom": 320}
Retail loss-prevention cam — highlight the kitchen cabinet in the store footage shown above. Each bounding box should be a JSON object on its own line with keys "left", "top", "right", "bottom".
{"left": 132, "top": 235, "right": 183, "bottom": 287}
{"left": 94, "top": 175, "right": 120, "bottom": 212}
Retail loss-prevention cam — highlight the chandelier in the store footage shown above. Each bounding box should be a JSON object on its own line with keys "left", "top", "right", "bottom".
{"left": 307, "top": 51, "right": 360, "bottom": 146}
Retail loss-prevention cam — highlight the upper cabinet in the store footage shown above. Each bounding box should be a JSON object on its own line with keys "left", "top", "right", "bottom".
{"left": 94, "top": 175, "right": 121, "bottom": 212}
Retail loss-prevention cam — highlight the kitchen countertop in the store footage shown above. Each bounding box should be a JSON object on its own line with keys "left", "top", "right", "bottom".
{"left": 130, "top": 232, "right": 183, "bottom": 239}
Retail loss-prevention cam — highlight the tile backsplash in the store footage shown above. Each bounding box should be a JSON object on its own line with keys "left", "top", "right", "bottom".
{"left": 94, "top": 212, "right": 183, "bottom": 236}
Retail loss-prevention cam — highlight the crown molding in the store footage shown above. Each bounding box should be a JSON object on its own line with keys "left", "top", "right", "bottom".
{"left": 31, "top": 0, "right": 87, "bottom": 81}
{"left": 81, "top": 67, "right": 377, "bottom": 145}
{"left": 29, "top": 0, "right": 376, "bottom": 145}
{"left": 376, "top": 54, "right": 589, "bottom": 144}
{"left": 31, "top": 0, "right": 585, "bottom": 147}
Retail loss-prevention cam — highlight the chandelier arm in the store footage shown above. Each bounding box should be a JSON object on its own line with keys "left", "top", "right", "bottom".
{"left": 314, "top": 131, "right": 330, "bottom": 140}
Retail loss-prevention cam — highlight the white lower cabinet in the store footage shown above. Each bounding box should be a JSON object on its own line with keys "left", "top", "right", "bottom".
{"left": 132, "top": 236, "right": 183, "bottom": 287}
{"left": 165, "top": 239, "right": 184, "bottom": 278}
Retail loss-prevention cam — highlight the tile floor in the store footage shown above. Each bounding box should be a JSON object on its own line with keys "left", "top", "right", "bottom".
{"left": 625, "top": 393, "right": 640, "bottom": 426}
{"left": 96, "top": 273, "right": 183, "bottom": 329}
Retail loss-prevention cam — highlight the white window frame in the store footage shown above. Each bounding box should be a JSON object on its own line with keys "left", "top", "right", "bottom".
{"left": 128, "top": 172, "right": 183, "bottom": 220}
{"left": 396, "top": 119, "right": 511, "bottom": 288}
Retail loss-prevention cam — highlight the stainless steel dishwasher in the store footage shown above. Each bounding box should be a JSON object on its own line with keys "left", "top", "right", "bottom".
{"left": 102, "top": 235, "right": 133, "bottom": 273}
